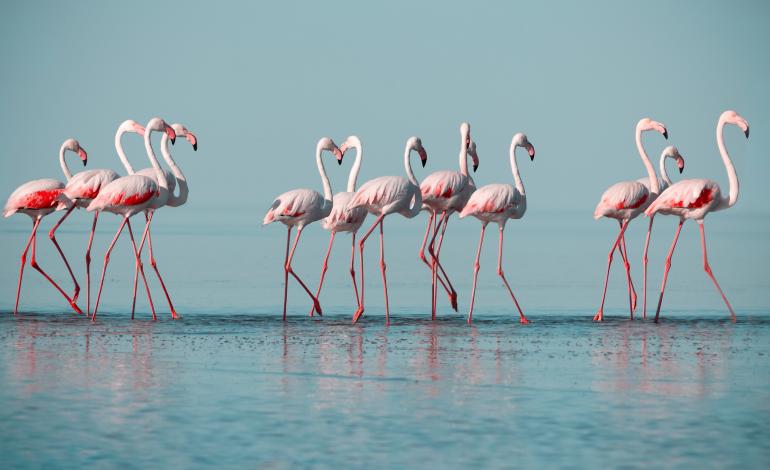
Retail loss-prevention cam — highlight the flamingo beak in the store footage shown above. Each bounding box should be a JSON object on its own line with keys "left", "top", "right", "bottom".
{"left": 186, "top": 132, "right": 198, "bottom": 151}
{"left": 333, "top": 147, "right": 344, "bottom": 165}
{"left": 471, "top": 152, "right": 479, "bottom": 172}
{"left": 662, "top": 129, "right": 668, "bottom": 140}
{"left": 418, "top": 148, "right": 428, "bottom": 167}
{"left": 78, "top": 148, "right": 88, "bottom": 166}
{"left": 741, "top": 121, "right": 750, "bottom": 138}
{"left": 677, "top": 156, "right": 685, "bottom": 174}
{"left": 527, "top": 143, "right": 536, "bottom": 161}
{"left": 166, "top": 125, "right": 177, "bottom": 145}
{"left": 133, "top": 123, "right": 146, "bottom": 136}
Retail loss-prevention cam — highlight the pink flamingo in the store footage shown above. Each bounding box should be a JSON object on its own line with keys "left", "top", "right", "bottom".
{"left": 645, "top": 110, "right": 750, "bottom": 323}
{"left": 459, "top": 133, "right": 535, "bottom": 324}
{"left": 4, "top": 139, "right": 88, "bottom": 315}
{"left": 263, "top": 137, "right": 344, "bottom": 320}
{"left": 347, "top": 136, "right": 428, "bottom": 325}
{"left": 636, "top": 145, "right": 686, "bottom": 318}
{"left": 419, "top": 122, "right": 479, "bottom": 318}
{"left": 130, "top": 123, "right": 198, "bottom": 320}
{"left": 308, "top": 135, "right": 368, "bottom": 317}
{"left": 592, "top": 118, "right": 668, "bottom": 322}
{"left": 87, "top": 117, "right": 177, "bottom": 320}
{"left": 53, "top": 120, "right": 146, "bottom": 315}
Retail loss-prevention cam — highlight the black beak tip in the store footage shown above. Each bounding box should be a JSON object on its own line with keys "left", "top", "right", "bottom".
{"left": 193, "top": 143, "right": 198, "bottom": 151}
{"left": 82, "top": 160, "right": 87, "bottom": 166}
{"left": 473, "top": 164, "right": 478, "bottom": 172}
{"left": 421, "top": 159, "right": 427, "bottom": 168}
{"left": 171, "top": 137, "right": 176, "bottom": 145}
{"left": 663, "top": 130, "right": 669, "bottom": 140}
{"left": 679, "top": 167, "right": 684, "bottom": 174}
{"left": 337, "top": 159, "right": 343, "bottom": 166}
{"left": 530, "top": 155, "right": 535, "bottom": 161}
{"left": 745, "top": 129, "right": 750, "bottom": 138}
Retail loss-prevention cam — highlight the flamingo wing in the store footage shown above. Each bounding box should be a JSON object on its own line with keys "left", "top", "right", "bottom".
{"left": 61, "top": 169, "right": 120, "bottom": 201}
{"left": 4, "top": 178, "right": 65, "bottom": 217}
{"left": 348, "top": 176, "right": 410, "bottom": 211}
{"left": 263, "top": 189, "right": 322, "bottom": 225}
{"left": 87, "top": 175, "right": 158, "bottom": 212}
{"left": 420, "top": 170, "right": 470, "bottom": 201}
{"left": 594, "top": 181, "right": 649, "bottom": 219}
{"left": 460, "top": 184, "right": 519, "bottom": 217}
{"left": 645, "top": 179, "right": 720, "bottom": 215}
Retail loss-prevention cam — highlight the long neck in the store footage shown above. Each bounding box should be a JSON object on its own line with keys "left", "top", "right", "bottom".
{"left": 59, "top": 144, "right": 73, "bottom": 181}
{"left": 404, "top": 145, "right": 419, "bottom": 186}
{"left": 659, "top": 154, "right": 672, "bottom": 187}
{"left": 346, "top": 143, "right": 362, "bottom": 193}
{"left": 316, "top": 145, "right": 333, "bottom": 205}
{"left": 115, "top": 128, "right": 136, "bottom": 174}
{"left": 509, "top": 142, "right": 525, "bottom": 196}
{"left": 160, "top": 133, "right": 188, "bottom": 206}
{"left": 144, "top": 129, "right": 168, "bottom": 190}
{"left": 458, "top": 129, "right": 469, "bottom": 176}
{"left": 636, "top": 128, "right": 659, "bottom": 195}
{"left": 716, "top": 120, "right": 739, "bottom": 207}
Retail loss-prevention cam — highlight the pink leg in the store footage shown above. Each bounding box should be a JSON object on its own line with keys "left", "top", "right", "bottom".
{"left": 350, "top": 232, "right": 361, "bottom": 310}
{"left": 594, "top": 220, "right": 629, "bottom": 322}
{"left": 467, "top": 223, "right": 487, "bottom": 324}
{"left": 641, "top": 216, "right": 654, "bottom": 319}
{"left": 429, "top": 211, "right": 447, "bottom": 319}
{"left": 13, "top": 219, "right": 41, "bottom": 315}
{"left": 698, "top": 222, "right": 736, "bottom": 322}
{"left": 378, "top": 218, "right": 390, "bottom": 325}
{"left": 653, "top": 219, "right": 684, "bottom": 323}
{"left": 145, "top": 212, "right": 179, "bottom": 319}
{"left": 92, "top": 218, "right": 127, "bottom": 320}
{"left": 30, "top": 221, "right": 83, "bottom": 315}
{"left": 433, "top": 213, "right": 458, "bottom": 311}
{"left": 353, "top": 214, "right": 385, "bottom": 323}
{"left": 283, "top": 226, "right": 291, "bottom": 321}
{"left": 617, "top": 224, "right": 637, "bottom": 319}
{"left": 285, "top": 227, "right": 323, "bottom": 316}
{"left": 48, "top": 204, "right": 80, "bottom": 303}
{"left": 85, "top": 211, "right": 100, "bottom": 316}
{"left": 130, "top": 212, "right": 150, "bottom": 318}
{"left": 496, "top": 225, "right": 529, "bottom": 324}
{"left": 126, "top": 219, "right": 156, "bottom": 320}
{"left": 418, "top": 211, "right": 453, "bottom": 303}
{"left": 309, "top": 231, "right": 336, "bottom": 317}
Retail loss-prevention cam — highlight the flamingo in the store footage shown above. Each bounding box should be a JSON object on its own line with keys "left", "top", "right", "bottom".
{"left": 129, "top": 123, "right": 198, "bottom": 320}
{"left": 418, "top": 122, "right": 479, "bottom": 318}
{"left": 4, "top": 139, "right": 88, "bottom": 315}
{"left": 53, "top": 120, "right": 146, "bottom": 315}
{"left": 592, "top": 118, "right": 668, "bottom": 322}
{"left": 637, "top": 145, "right": 686, "bottom": 318}
{"left": 347, "top": 136, "right": 428, "bottom": 325}
{"left": 459, "top": 133, "right": 536, "bottom": 324}
{"left": 645, "top": 110, "right": 749, "bottom": 323}
{"left": 87, "top": 117, "right": 177, "bottom": 320}
{"left": 308, "top": 135, "right": 368, "bottom": 317}
{"left": 263, "top": 137, "right": 344, "bottom": 320}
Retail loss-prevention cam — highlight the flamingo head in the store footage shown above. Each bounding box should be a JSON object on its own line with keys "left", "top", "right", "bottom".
{"left": 339, "top": 135, "right": 362, "bottom": 161}
{"left": 318, "top": 137, "right": 343, "bottom": 165}
{"left": 512, "top": 133, "right": 535, "bottom": 161}
{"left": 408, "top": 136, "right": 428, "bottom": 167}
{"left": 720, "top": 110, "right": 750, "bottom": 138}
{"left": 146, "top": 117, "right": 176, "bottom": 145}
{"left": 662, "top": 145, "right": 685, "bottom": 174}
{"left": 118, "top": 119, "right": 145, "bottom": 136}
{"left": 468, "top": 139, "right": 479, "bottom": 172}
{"left": 171, "top": 123, "right": 198, "bottom": 151}
{"left": 637, "top": 118, "right": 668, "bottom": 139}
{"left": 63, "top": 138, "right": 88, "bottom": 166}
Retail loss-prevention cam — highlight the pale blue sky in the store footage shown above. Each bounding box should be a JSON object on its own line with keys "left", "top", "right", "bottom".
{"left": 1, "top": 1, "right": 769, "bottom": 313}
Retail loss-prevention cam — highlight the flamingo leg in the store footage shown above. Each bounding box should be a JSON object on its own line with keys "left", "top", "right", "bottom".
{"left": 496, "top": 225, "right": 529, "bottom": 324}
{"left": 433, "top": 213, "right": 458, "bottom": 312}
{"left": 467, "top": 222, "right": 487, "bottom": 324}
{"left": 429, "top": 211, "right": 447, "bottom": 319}
{"left": 30, "top": 220, "right": 83, "bottom": 315}
{"left": 350, "top": 232, "right": 361, "bottom": 311}
{"left": 144, "top": 212, "right": 178, "bottom": 319}
{"left": 13, "top": 219, "right": 41, "bottom": 315}
{"left": 594, "top": 220, "right": 629, "bottom": 322}
{"left": 130, "top": 212, "right": 150, "bottom": 318}
{"left": 418, "top": 211, "right": 453, "bottom": 305}
{"left": 285, "top": 227, "right": 323, "bottom": 316}
{"left": 617, "top": 223, "right": 637, "bottom": 319}
{"left": 698, "top": 222, "right": 736, "bottom": 322}
{"left": 93, "top": 218, "right": 127, "bottom": 320}
{"left": 281, "top": 226, "right": 292, "bottom": 320}
{"left": 378, "top": 218, "right": 390, "bottom": 325}
{"left": 309, "top": 231, "right": 336, "bottom": 317}
{"left": 85, "top": 211, "right": 100, "bottom": 316}
{"left": 48, "top": 204, "right": 80, "bottom": 303}
{"left": 126, "top": 219, "right": 156, "bottom": 320}
{"left": 641, "top": 216, "right": 654, "bottom": 319}
{"left": 353, "top": 214, "right": 385, "bottom": 324}
{"left": 653, "top": 219, "right": 684, "bottom": 323}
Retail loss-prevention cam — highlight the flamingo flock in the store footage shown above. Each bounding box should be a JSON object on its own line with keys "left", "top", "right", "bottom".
{"left": 5, "top": 111, "right": 750, "bottom": 325}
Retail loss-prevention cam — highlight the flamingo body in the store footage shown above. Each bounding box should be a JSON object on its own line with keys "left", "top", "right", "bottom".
{"left": 593, "top": 181, "right": 650, "bottom": 221}
{"left": 645, "top": 179, "right": 721, "bottom": 220}
{"left": 263, "top": 188, "right": 329, "bottom": 228}
{"left": 460, "top": 183, "right": 524, "bottom": 224}
{"left": 58, "top": 169, "right": 120, "bottom": 208}
{"left": 348, "top": 176, "right": 420, "bottom": 216}
{"left": 322, "top": 192, "right": 367, "bottom": 232}
{"left": 420, "top": 170, "right": 475, "bottom": 212}
{"left": 87, "top": 175, "right": 159, "bottom": 217}
{"left": 4, "top": 179, "right": 64, "bottom": 218}
{"left": 135, "top": 167, "right": 176, "bottom": 209}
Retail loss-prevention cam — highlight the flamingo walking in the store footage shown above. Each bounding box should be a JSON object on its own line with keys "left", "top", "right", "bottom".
{"left": 4, "top": 139, "right": 88, "bottom": 315}
{"left": 645, "top": 110, "right": 749, "bottom": 323}
{"left": 459, "top": 133, "right": 536, "bottom": 324}
{"left": 263, "top": 137, "right": 344, "bottom": 320}
{"left": 53, "top": 120, "right": 146, "bottom": 315}
{"left": 87, "top": 117, "right": 177, "bottom": 320}
{"left": 130, "top": 123, "right": 198, "bottom": 319}
{"left": 637, "top": 145, "right": 686, "bottom": 318}
{"left": 592, "top": 118, "right": 668, "bottom": 322}
{"left": 347, "top": 136, "right": 428, "bottom": 324}
{"left": 419, "top": 122, "right": 479, "bottom": 318}
{"left": 308, "top": 136, "right": 368, "bottom": 317}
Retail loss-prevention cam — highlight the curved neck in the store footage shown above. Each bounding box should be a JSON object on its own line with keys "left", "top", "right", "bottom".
{"left": 404, "top": 144, "right": 419, "bottom": 186}
{"left": 636, "top": 129, "right": 659, "bottom": 195}
{"left": 115, "top": 128, "right": 136, "bottom": 174}
{"left": 143, "top": 129, "right": 168, "bottom": 190}
{"left": 59, "top": 144, "right": 74, "bottom": 181}
{"left": 346, "top": 142, "right": 363, "bottom": 193}
{"left": 161, "top": 133, "right": 188, "bottom": 206}
{"left": 509, "top": 141, "right": 525, "bottom": 196}
{"left": 316, "top": 145, "right": 333, "bottom": 203}
{"left": 458, "top": 128, "right": 470, "bottom": 176}
{"left": 659, "top": 154, "right": 672, "bottom": 187}
{"left": 716, "top": 120, "right": 739, "bottom": 207}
